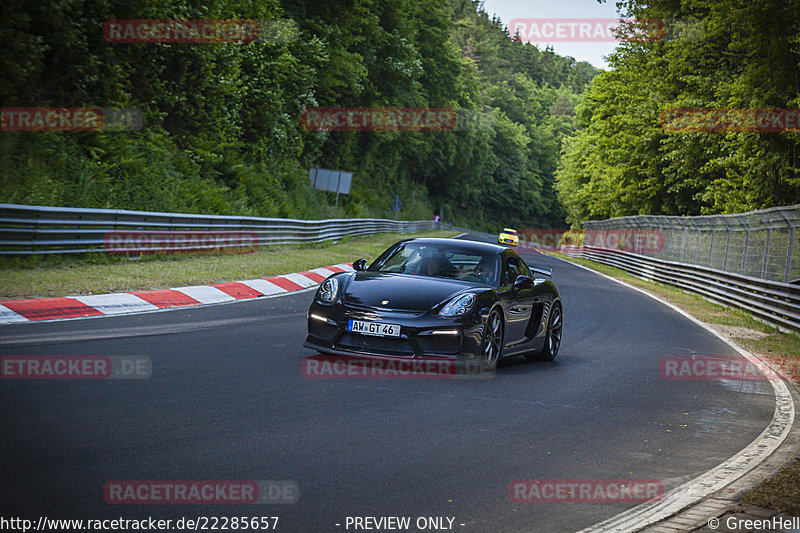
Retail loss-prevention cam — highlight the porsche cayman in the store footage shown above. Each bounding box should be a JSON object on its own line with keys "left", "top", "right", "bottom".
{"left": 303, "top": 238, "right": 562, "bottom": 370}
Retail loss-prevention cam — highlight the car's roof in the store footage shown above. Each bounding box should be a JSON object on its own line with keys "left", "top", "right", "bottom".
{"left": 400, "top": 237, "right": 506, "bottom": 254}
{"left": 502, "top": 228, "right": 516, "bottom": 233}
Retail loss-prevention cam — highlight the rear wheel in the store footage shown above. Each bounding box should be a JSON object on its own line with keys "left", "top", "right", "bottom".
{"left": 482, "top": 310, "right": 504, "bottom": 370}
{"left": 527, "top": 301, "right": 562, "bottom": 361}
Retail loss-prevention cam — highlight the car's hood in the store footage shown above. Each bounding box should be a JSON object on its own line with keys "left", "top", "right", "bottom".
{"left": 344, "top": 272, "right": 470, "bottom": 312}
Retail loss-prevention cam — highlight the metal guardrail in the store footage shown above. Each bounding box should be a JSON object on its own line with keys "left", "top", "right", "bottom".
{"left": 561, "top": 244, "right": 800, "bottom": 333}
{"left": 0, "top": 204, "right": 437, "bottom": 254}
{"left": 582, "top": 204, "right": 800, "bottom": 284}
{"left": 5, "top": 203, "right": 797, "bottom": 331}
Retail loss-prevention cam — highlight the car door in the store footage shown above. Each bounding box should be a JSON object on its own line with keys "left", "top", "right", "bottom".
{"left": 500, "top": 255, "right": 536, "bottom": 346}
{"left": 519, "top": 256, "right": 549, "bottom": 341}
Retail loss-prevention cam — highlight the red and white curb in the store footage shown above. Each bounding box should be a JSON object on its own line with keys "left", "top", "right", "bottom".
{"left": 0, "top": 263, "right": 353, "bottom": 325}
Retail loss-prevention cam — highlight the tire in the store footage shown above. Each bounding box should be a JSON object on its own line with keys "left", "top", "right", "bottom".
{"left": 527, "top": 301, "right": 562, "bottom": 362}
{"left": 482, "top": 309, "right": 504, "bottom": 370}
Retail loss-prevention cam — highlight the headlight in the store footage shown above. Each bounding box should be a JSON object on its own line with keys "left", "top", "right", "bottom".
{"left": 317, "top": 277, "right": 339, "bottom": 303}
{"left": 439, "top": 293, "right": 476, "bottom": 317}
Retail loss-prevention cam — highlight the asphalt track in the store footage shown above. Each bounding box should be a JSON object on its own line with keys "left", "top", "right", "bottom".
{"left": 0, "top": 234, "right": 778, "bottom": 532}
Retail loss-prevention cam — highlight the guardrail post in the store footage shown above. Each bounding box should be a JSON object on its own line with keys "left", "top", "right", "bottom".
{"left": 722, "top": 222, "right": 731, "bottom": 272}
{"left": 31, "top": 207, "right": 40, "bottom": 254}
{"left": 761, "top": 226, "right": 771, "bottom": 280}
{"left": 680, "top": 227, "right": 687, "bottom": 262}
{"left": 786, "top": 226, "right": 795, "bottom": 283}
{"left": 665, "top": 219, "right": 676, "bottom": 262}
{"left": 741, "top": 229, "right": 749, "bottom": 275}
{"left": 708, "top": 228, "right": 715, "bottom": 267}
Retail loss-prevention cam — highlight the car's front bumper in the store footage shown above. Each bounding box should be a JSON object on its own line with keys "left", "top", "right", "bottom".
{"left": 304, "top": 301, "right": 485, "bottom": 361}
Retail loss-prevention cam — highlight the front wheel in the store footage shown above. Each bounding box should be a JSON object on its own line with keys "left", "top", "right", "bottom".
{"left": 526, "top": 301, "right": 562, "bottom": 362}
{"left": 482, "top": 309, "right": 504, "bottom": 370}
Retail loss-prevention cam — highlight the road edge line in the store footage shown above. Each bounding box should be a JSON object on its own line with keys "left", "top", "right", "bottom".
{"left": 553, "top": 255, "right": 798, "bottom": 533}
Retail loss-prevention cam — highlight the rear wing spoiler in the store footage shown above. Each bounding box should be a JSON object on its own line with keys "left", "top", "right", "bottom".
{"left": 529, "top": 266, "right": 552, "bottom": 279}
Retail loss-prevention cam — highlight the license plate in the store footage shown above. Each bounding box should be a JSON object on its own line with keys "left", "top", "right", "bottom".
{"left": 348, "top": 320, "right": 401, "bottom": 337}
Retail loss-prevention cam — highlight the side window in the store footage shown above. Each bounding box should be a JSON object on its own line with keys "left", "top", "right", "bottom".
{"left": 518, "top": 257, "right": 530, "bottom": 278}
{"left": 503, "top": 257, "right": 522, "bottom": 285}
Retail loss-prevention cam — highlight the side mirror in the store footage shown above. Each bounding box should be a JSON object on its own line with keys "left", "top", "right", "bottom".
{"left": 513, "top": 275, "right": 533, "bottom": 289}
{"left": 353, "top": 258, "right": 368, "bottom": 271}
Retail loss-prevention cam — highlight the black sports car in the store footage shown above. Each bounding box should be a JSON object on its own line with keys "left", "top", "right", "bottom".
{"left": 303, "top": 237, "right": 562, "bottom": 370}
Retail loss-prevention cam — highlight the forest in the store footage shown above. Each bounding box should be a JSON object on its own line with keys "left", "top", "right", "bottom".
{"left": 556, "top": 0, "right": 800, "bottom": 225}
{"left": 3, "top": 0, "right": 796, "bottom": 230}
{"left": 0, "top": 0, "right": 595, "bottom": 230}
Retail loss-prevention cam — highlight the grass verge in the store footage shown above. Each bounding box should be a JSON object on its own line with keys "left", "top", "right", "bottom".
{"left": 0, "top": 230, "right": 459, "bottom": 299}
{"left": 549, "top": 251, "right": 800, "bottom": 517}
{"left": 742, "top": 460, "right": 800, "bottom": 515}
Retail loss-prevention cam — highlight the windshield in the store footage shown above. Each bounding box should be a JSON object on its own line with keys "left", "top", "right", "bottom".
{"left": 369, "top": 243, "right": 500, "bottom": 285}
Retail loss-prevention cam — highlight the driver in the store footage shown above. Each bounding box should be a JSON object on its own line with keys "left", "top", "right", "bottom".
{"left": 474, "top": 255, "right": 497, "bottom": 283}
